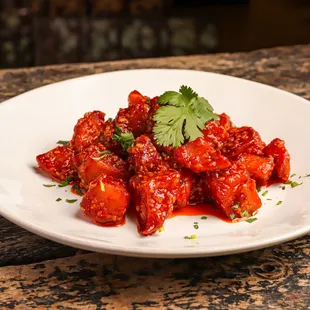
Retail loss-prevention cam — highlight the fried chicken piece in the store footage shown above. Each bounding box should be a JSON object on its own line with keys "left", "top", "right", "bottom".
{"left": 80, "top": 174, "right": 130, "bottom": 226}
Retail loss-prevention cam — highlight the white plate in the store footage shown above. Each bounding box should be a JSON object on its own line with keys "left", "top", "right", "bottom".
{"left": 0, "top": 69, "right": 309, "bottom": 258}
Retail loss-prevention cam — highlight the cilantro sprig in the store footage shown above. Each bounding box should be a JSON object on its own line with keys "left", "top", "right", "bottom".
{"left": 153, "top": 85, "right": 219, "bottom": 147}
{"left": 112, "top": 126, "right": 134, "bottom": 151}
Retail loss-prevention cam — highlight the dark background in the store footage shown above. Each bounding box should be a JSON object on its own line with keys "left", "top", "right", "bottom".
{"left": 1, "top": 0, "right": 310, "bottom": 69}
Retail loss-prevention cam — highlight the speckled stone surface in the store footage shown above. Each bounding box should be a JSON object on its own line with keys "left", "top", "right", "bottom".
{"left": 0, "top": 45, "right": 309, "bottom": 309}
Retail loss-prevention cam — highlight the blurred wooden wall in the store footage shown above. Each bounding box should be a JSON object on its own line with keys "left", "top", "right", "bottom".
{"left": 0, "top": 0, "right": 309, "bottom": 68}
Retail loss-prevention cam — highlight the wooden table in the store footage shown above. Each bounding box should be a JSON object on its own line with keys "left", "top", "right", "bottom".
{"left": 0, "top": 45, "right": 309, "bottom": 310}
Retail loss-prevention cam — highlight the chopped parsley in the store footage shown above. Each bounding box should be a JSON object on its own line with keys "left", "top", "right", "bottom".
{"left": 112, "top": 126, "right": 134, "bottom": 150}
{"left": 290, "top": 173, "right": 296, "bottom": 178}
{"left": 230, "top": 213, "right": 236, "bottom": 220}
{"left": 246, "top": 217, "right": 257, "bottom": 223}
{"left": 58, "top": 176, "right": 74, "bottom": 187}
{"left": 92, "top": 150, "right": 112, "bottom": 161}
{"left": 43, "top": 184, "right": 56, "bottom": 188}
{"left": 72, "top": 184, "right": 83, "bottom": 196}
{"left": 153, "top": 85, "right": 219, "bottom": 147}
{"left": 65, "top": 199, "right": 77, "bottom": 203}
{"left": 276, "top": 200, "right": 282, "bottom": 206}
{"left": 267, "top": 198, "right": 272, "bottom": 201}
{"left": 241, "top": 210, "right": 249, "bottom": 218}
{"left": 193, "top": 224, "right": 199, "bottom": 229}
{"left": 56, "top": 198, "right": 62, "bottom": 202}
{"left": 57, "top": 140, "right": 69, "bottom": 146}
{"left": 256, "top": 186, "right": 261, "bottom": 193}
{"left": 281, "top": 186, "right": 285, "bottom": 190}
{"left": 262, "top": 190, "right": 268, "bottom": 197}
{"left": 201, "top": 216, "right": 208, "bottom": 220}
{"left": 158, "top": 226, "right": 164, "bottom": 233}
{"left": 184, "top": 234, "right": 197, "bottom": 240}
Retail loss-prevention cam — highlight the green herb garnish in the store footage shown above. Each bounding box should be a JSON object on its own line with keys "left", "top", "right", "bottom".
{"left": 256, "top": 186, "right": 261, "bottom": 193}
{"left": 184, "top": 234, "right": 197, "bottom": 240}
{"left": 65, "top": 199, "right": 77, "bottom": 203}
{"left": 158, "top": 226, "right": 164, "bottom": 233}
{"left": 58, "top": 176, "right": 74, "bottom": 187}
{"left": 276, "top": 201, "right": 282, "bottom": 206}
{"left": 290, "top": 173, "right": 296, "bottom": 178}
{"left": 107, "top": 117, "right": 113, "bottom": 122}
{"left": 153, "top": 85, "right": 219, "bottom": 147}
{"left": 43, "top": 184, "right": 56, "bottom": 188}
{"left": 285, "top": 180, "right": 303, "bottom": 188}
{"left": 92, "top": 150, "right": 112, "bottom": 161}
{"left": 193, "top": 224, "right": 199, "bottom": 229}
{"left": 281, "top": 186, "right": 285, "bottom": 190}
{"left": 72, "top": 184, "right": 83, "bottom": 196}
{"left": 56, "top": 198, "right": 62, "bottom": 202}
{"left": 246, "top": 217, "right": 257, "bottom": 223}
{"left": 262, "top": 190, "right": 268, "bottom": 197}
{"left": 201, "top": 216, "right": 208, "bottom": 220}
{"left": 230, "top": 213, "right": 236, "bottom": 220}
{"left": 304, "top": 174, "right": 310, "bottom": 178}
{"left": 112, "top": 126, "right": 134, "bottom": 150}
{"left": 57, "top": 140, "right": 69, "bottom": 146}
{"left": 291, "top": 181, "right": 303, "bottom": 188}
{"left": 267, "top": 198, "right": 272, "bottom": 201}
{"left": 241, "top": 210, "right": 249, "bottom": 218}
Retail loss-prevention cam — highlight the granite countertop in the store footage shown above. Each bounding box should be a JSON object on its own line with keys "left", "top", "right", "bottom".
{"left": 0, "top": 45, "right": 309, "bottom": 309}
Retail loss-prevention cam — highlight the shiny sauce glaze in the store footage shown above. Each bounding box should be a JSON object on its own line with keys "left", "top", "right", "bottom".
{"left": 171, "top": 203, "right": 232, "bottom": 223}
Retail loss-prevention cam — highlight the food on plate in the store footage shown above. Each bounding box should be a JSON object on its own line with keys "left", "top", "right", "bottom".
{"left": 36, "top": 86, "right": 291, "bottom": 236}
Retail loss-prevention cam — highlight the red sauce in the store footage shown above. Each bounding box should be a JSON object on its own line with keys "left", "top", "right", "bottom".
{"left": 171, "top": 203, "right": 231, "bottom": 223}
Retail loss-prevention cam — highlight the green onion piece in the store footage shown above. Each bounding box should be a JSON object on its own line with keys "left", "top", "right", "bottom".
{"left": 262, "top": 190, "right": 268, "bottom": 197}
{"left": 246, "top": 217, "right": 257, "bottom": 223}
{"left": 193, "top": 224, "right": 199, "bottom": 229}
{"left": 43, "top": 184, "right": 56, "bottom": 188}
{"left": 291, "top": 181, "right": 303, "bottom": 188}
{"left": 184, "top": 234, "right": 197, "bottom": 240}
{"left": 230, "top": 213, "right": 236, "bottom": 220}
{"left": 290, "top": 173, "right": 296, "bottom": 178}
{"left": 57, "top": 140, "right": 69, "bottom": 146}
{"left": 256, "top": 186, "right": 261, "bottom": 193}
{"left": 92, "top": 150, "right": 112, "bottom": 161}
{"left": 72, "top": 184, "right": 83, "bottom": 196}
{"left": 56, "top": 198, "right": 62, "bottom": 202}
{"left": 65, "top": 199, "right": 77, "bottom": 203}
{"left": 241, "top": 210, "right": 249, "bottom": 217}
{"left": 231, "top": 203, "right": 239, "bottom": 210}
{"left": 158, "top": 227, "right": 164, "bottom": 233}
{"left": 201, "top": 216, "right": 207, "bottom": 220}
{"left": 58, "top": 176, "right": 74, "bottom": 187}
{"left": 276, "top": 201, "right": 282, "bottom": 205}
{"left": 100, "top": 181, "right": 105, "bottom": 192}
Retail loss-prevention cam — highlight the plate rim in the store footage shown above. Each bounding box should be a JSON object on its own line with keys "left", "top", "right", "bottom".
{"left": 1, "top": 68, "right": 309, "bottom": 258}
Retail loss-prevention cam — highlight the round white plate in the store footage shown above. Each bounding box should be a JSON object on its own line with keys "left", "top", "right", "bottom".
{"left": 0, "top": 69, "right": 309, "bottom": 258}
